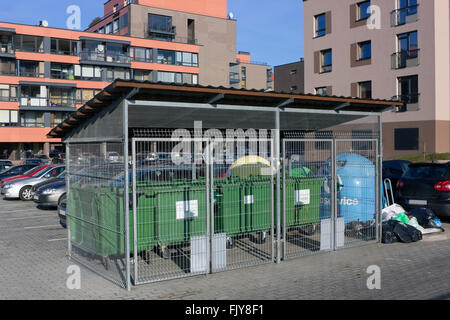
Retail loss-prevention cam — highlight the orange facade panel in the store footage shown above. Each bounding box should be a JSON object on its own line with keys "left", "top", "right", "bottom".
{"left": 0, "top": 127, "right": 60, "bottom": 143}
{"left": 136, "top": 0, "right": 227, "bottom": 19}
{"left": 0, "top": 102, "right": 19, "bottom": 110}
{"left": 0, "top": 76, "right": 110, "bottom": 90}
{"left": 15, "top": 52, "right": 80, "bottom": 64}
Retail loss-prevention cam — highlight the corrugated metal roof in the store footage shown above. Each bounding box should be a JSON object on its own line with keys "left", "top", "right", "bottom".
{"left": 47, "top": 79, "right": 403, "bottom": 138}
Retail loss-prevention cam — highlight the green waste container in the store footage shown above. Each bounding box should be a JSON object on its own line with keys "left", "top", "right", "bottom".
{"left": 244, "top": 177, "right": 272, "bottom": 234}
{"left": 284, "top": 177, "right": 323, "bottom": 228}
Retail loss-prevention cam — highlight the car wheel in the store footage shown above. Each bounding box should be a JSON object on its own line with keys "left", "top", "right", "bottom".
{"left": 19, "top": 186, "right": 32, "bottom": 201}
{"left": 58, "top": 194, "right": 66, "bottom": 213}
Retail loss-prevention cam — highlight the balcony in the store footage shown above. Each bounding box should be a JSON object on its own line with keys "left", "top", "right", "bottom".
{"left": 392, "top": 93, "right": 420, "bottom": 112}
{"left": 0, "top": 43, "right": 15, "bottom": 57}
{"left": 80, "top": 50, "right": 131, "bottom": 66}
{"left": 391, "top": 5, "right": 419, "bottom": 27}
{"left": 391, "top": 49, "right": 419, "bottom": 69}
{"left": 229, "top": 72, "right": 240, "bottom": 85}
{"left": 19, "top": 96, "right": 77, "bottom": 110}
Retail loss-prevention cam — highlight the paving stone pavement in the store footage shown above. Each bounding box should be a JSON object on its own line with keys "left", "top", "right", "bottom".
{"left": 0, "top": 198, "right": 449, "bottom": 300}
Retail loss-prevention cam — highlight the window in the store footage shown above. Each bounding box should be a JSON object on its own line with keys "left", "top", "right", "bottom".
{"left": 395, "top": 128, "right": 419, "bottom": 150}
{"left": 398, "top": 31, "right": 418, "bottom": 53}
{"left": 105, "top": 23, "right": 112, "bottom": 34}
{"left": 19, "top": 61, "right": 41, "bottom": 77}
{"left": 51, "top": 39, "right": 79, "bottom": 56}
{"left": 20, "top": 111, "right": 45, "bottom": 127}
{"left": 133, "top": 69, "right": 152, "bottom": 81}
{"left": 105, "top": 67, "right": 131, "bottom": 81}
{"left": 358, "top": 81, "right": 372, "bottom": 99}
{"left": 357, "top": 1, "right": 371, "bottom": 20}
{"left": 98, "top": 27, "right": 105, "bottom": 34}
{"left": 148, "top": 14, "right": 175, "bottom": 41}
{"left": 315, "top": 13, "right": 326, "bottom": 37}
{"left": 120, "top": 12, "right": 129, "bottom": 30}
{"left": 50, "top": 63, "right": 75, "bottom": 80}
{"left": 398, "top": 75, "right": 418, "bottom": 104}
{"left": 74, "top": 65, "right": 103, "bottom": 81}
{"left": 113, "top": 19, "right": 120, "bottom": 33}
{"left": 358, "top": 41, "right": 371, "bottom": 60}
{"left": 113, "top": 4, "right": 119, "bottom": 12}
{"left": 397, "top": 0, "right": 418, "bottom": 24}
{"left": 0, "top": 58, "right": 16, "bottom": 76}
{"left": 0, "top": 84, "right": 18, "bottom": 101}
{"left": 290, "top": 85, "right": 298, "bottom": 91}
{"left": 130, "top": 47, "right": 152, "bottom": 62}
{"left": 0, "top": 110, "right": 18, "bottom": 126}
{"left": 15, "top": 35, "right": 44, "bottom": 53}
{"left": 320, "top": 49, "right": 332, "bottom": 73}
{"left": 157, "top": 49, "right": 176, "bottom": 64}
{"left": 315, "top": 87, "right": 327, "bottom": 96}
{"left": 290, "top": 69, "right": 297, "bottom": 75}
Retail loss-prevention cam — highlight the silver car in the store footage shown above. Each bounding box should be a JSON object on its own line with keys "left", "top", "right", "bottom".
{"left": 1, "top": 165, "right": 65, "bottom": 200}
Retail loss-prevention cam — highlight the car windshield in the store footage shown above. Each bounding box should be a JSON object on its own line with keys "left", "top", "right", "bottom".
{"left": 34, "top": 167, "right": 53, "bottom": 177}
{"left": 404, "top": 165, "right": 450, "bottom": 179}
{"left": 57, "top": 171, "right": 66, "bottom": 179}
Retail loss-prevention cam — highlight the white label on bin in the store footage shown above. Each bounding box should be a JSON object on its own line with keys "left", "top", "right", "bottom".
{"left": 295, "top": 189, "right": 310, "bottom": 205}
{"left": 176, "top": 200, "right": 198, "bottom": 220}
{"left": 244, "top": 195, "right": 254, "bottom": 205}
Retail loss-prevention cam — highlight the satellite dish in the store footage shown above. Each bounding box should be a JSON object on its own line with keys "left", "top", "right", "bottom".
{"left": 228, "top": 12, "right": 235, "bottom": 19}
{"left": 40, "top": 20, "right": 49, "bottom": 27}
{"left": 97, "top": 44, "right": 105, "bottom": 52}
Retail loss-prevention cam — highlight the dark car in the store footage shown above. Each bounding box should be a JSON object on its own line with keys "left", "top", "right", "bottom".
{"left": 0, "top": 164, "right": 37, "bottom": 181}
{"left": 396, "top": 162, "right": 450, "bottom": 217}
{"left": 31, "top": 171, "right": 66, "bottom": 207}
{"left": 0, "top": 160, "right": 13, "bottom": 173}
{"left": 383, "top": 160, "right": 412, "bottom": 197}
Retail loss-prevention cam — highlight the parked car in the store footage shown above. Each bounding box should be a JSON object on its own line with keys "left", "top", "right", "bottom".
{"left": 383, "top": 160, "right": 412, "bottom": 197}
{"left": 396, "top": 162, "right": 450, "bottom": 217}
{"left": 0, "top": 165, "right": 50, "bottom": 187}
{"left": 1, "top": 165, "right": 65, "bottom": 200}
{"left": 0, "top": 160, "right": 13, "bottom": 173}
{"left": 107, "top": 152, "right": 121, "bottom": 163}
{"left": 58, "top": 194, "right": 67, "bottom": 228}
{"left": 0, "top": 164, "right": 38, "bottom": 181}
{"left": 32, "top": 171, "right": 66, "bottom": 207}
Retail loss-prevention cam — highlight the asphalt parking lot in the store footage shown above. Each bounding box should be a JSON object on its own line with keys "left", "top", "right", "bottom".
{"left": 0, "top": 197, "right": 449, "bottom": 300}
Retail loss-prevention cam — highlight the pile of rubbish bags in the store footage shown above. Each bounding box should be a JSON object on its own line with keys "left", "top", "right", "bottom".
{"left": 382, "top": 205, "right": 445, "bottom": 244}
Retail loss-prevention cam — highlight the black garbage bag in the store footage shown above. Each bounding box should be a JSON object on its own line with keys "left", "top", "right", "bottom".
{"left": 382, "top": 220, "right": 422, "bottom": 244}
{"left": 408, "top": 208, "right": 445, "bottom": 231}
{"left": 382, "top": 220, "right": 398, "bottom": 244}
{"left": 393, "top": 221, "right": 423, "bottom": 243}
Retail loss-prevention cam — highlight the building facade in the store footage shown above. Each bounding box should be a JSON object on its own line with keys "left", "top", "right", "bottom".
{"left": 274, "top": 59, "right": 305, "bottom": 94}
{"left": 0, "top": 0, "right": 271, "bottom": 160}
{"left": 303, "top": 0, "right": 450, "bottom": 158}
{"left": 88, "top": 0, "right": 272, "bottom": 90}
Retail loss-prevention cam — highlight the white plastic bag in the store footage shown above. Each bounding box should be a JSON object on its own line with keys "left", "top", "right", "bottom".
{"left": 382, "top": 204, "right": 406, "bottom": 222}
{"left": 408, "top": 217, "right": 425, "bottom": 233}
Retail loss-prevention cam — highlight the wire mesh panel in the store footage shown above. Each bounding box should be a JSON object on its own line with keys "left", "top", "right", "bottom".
{"left": 67, "top": 142, "right": 128, "bottom": 288}
{"left": 282, "top": 139, "right": 333, "bottom": 259}
{"left": 211, "top": 138, "right": 274, "bottom": 271}
{"left": 334, "top": 139, "right": 378, "bottom": 249}
{"left": 132, "top": 138, "right": 209, "bottom": 284}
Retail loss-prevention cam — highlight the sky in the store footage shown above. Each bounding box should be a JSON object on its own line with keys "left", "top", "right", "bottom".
{"left": 0, "top": 0, "right": 304, "bottom": 67}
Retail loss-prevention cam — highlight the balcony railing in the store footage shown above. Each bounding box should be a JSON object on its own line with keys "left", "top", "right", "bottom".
{"left": 50, "top": 49, "right": 78, "bottom": 56}
{"left": 19, "top": 71, "right": 45, "bottom": 78}
{"left": 321, "top": 64, "right": 332, "bottom": 73}
{"left": 391, "top": 49, "right": 420, "bottom": 69}
{"left": 391, "top": 5, "right": 419, "bottom": 27}
{"left": 0, "top": 95, "right": 18, "bottom": 102}
{"left": 392, "top": 93, "right": 420, "bottom": 112}
{"left": 80, "top": 50, "right": 131, "bottom": 64}
{"left": 0, "top": 43, "right": 14, "bottom": 55}
{"left": 19, "top": 96, "right": 76, "bottom": 108}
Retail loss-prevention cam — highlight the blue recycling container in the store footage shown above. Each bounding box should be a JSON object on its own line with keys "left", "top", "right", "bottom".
{"left": 336, "top": 153, "right": 376, "bottom": 223}
{"left": 319, "top": 154, "right": 376, "bottom": 223}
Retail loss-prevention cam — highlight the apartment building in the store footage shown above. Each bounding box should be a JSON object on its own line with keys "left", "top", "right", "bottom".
{"left": 229, "top": 51, "right": 273, "bottom": 91}
{"left": 303, "top": 0, "right": 450, "bottom": 158}
{"left": 0, "top": 0, "right": 271, "bottom": 160}
{"left": 274, "top": 58, "right": 305, "bottom": 94}
{"left": 88, "top": 0, "right": 272, "bottom": 90}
